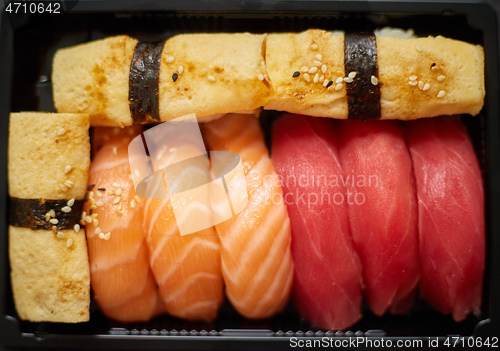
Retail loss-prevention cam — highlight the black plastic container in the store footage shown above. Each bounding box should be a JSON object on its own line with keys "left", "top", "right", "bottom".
{"left": 0, "top": 0, "right": 499, "bottom": 349}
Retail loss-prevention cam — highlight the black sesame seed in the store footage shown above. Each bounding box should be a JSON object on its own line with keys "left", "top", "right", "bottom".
{"left": 172, "top": 73, "right": 178, "bottom": 82}
{"left": 89, "top": 209, "right": 93, "bottom": 215}
{"left": 87, "top": 184, "right": 95, "bottom": 191}
{"left": 84, "top": 193, "right": 89, "bottom": 202}
{"left": 326, "top": 80, "right": 334, "bottom": 88}
{"left": 292, "top": 71, "right": 300, "bottom": 78}
{"left": 98, "top": 188, "right": 106, "bottom": 192}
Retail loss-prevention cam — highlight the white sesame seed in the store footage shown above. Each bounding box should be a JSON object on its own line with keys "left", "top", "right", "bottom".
{"left": 258, "top": 74, "right": 264, "bottom": 81}
{"left": 67, "top": 199, "right": 75, "bottom": 207}
{"left": 319, "top": 75, "right": 325, "bottom": 83}
{"left": 64, "top": 181, "right": 73, "bottom": 188}
{"left": 115, "top": 188, "right": 122, "bottom": 196}
{"left": 437, "top": 75, "right": 446, "bottom": 82}
{"left": 95, "top": 227, "right": 102, "bottom": 234}
{"left": 315, "top": 54, "right": 322, "bottom": 61}
{"left": 277, "top": 86, "right": 284, "bottom": 95}
{"left": 301, "top": 66, "right": 309, "bottom": 73}
{"left": 130, "top": 199, "right": 136, "bottom": 208}
{"left": 409, "top": 75, "right": 418, "bottom": 81}
{"left": 85, "top": 216, "right": 92, "bottom": 223}
{"left": 371, "top": 76, "right": 378, "bottom": 85}
{"left": 178, "top": 66, "right": 184, "bottom": 75}
{"left": 104, "top": 232, "right": 111, "bottom": 240}
{"left": 91, "top": 204, "right": 96, "bottom": 210}
{"left": 97, "top": 191, "right": 103, "bottom": 198}
{"left": 93, "top": 219, "right": 99, "bottom": 227}
{"left": 303, "top": 73, "right": 311, "bottom": 82}
{"left": 81, "top": 211, "right": 86, "bottom": 220}
{"left": 108, "top": 190, "right": 115, "bottom": 196}
{"left": 115, "top": 208, "right": 122, "bottom": 216}
{"left": 323, "top": 79, "right": 329, "bottom": 87}
{"left": 135, "top": 195, "right": 141, "bottom": 203}
{"left": 348, "top": 72, "right": 357, "bottom": 79}
{"left": 99, "top": 232, "right": 105, "bottom": 239}
{"left": 308, "top": 67, "right": 318, "bottom": 74}
{"left": 117, "top": 203, "right": 123, "bottom": 211}
{"left": 89, "top": 191, "right": 94, "bottom": 198}
{"left": 336, "top": 77, "right": 343, "bottom": 84}
{"left": 90, "top": 213, "right": 98, "bottom": 220}
{"left": 113, "top": 147, "right": 117, "bottom": 155}
{"left": 335, "top": 83, "right": 343, "bottom": 91}
{"left": 423, "top": 83, "right": 430, "bottom": 91}
{"left": 310, "top": 44, "right": 318, "bottom": 50}
{"left": 61, "top": 206, "right": 72, "bottom": 213}
{"left": 344, "top": 77, "right": 353, "bottom": 83}
{"left": 321, "top": 65, "right": 327, "bottom": 74}
{"left": 313, "top": 61, "right": 322, "bottom": 67}
{"left": 96, "top": 200, "right": 103, "bottom": 207}
{"left": 313, "top": 73, "right": 319, "bottom": 83}
{"left": 431, "top": 65, "right": 439, "bottom": 71}
{"left": 166, "top": 56, "right": 174, "bottom": 63}
{"left": 45, "top": 213, "right": 50, "bottom": 222}
{"left": 437, "top": 90, "right": 446, "bottom": 98}
{"left": 57, "top": 128, "right": 66, "bottom": 136}
{"left": 409, "top": 80, "right": 418, "bottom": 86}
{"left": 199, "top": 68, "right": 207, "bottom": 77}
{"left": 49, "top": 210, "right": 55, "bottom": 218}
{"left": 74, "top": 224, "right": 80, "bottom": 233}
{"left": 64, "top": 165, "right": 72, "bottom": 174}
{"left": 67, "top": 239, "right": 73, "bottom": 248}
{"left": 113, "top": 197, "right": 121, "bottom": 204}
{"left": 113, "top": 182, "right": 120, "bottom": 188}
{"left": 52, "top": 226, "right": 57, "bottom": 233}
{"left": 49, "top": 218, "right": 59, "bottom": 224}
{"left": 60, "top": 185, "right": 68, "bottom": 192}
{"left": 57, "top": 232, "right": 65, "bottom": 239}
{"left": 208, "top": 75, "right": 215, "bottom": 82}
{"left": 416, "top": 45, "right": 422, "bottom": 52}
{"left": 418, "top": 81, "right": 424, "bottom": 90}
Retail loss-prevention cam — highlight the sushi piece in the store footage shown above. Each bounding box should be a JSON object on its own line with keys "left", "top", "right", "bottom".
{"left": 271, "top": 114, "right": 364, "bottom": 330}
{"left": 84, "top": 127, "right": 164, "bottom": 322}
{"left": 404, "top": 116, "right": 485, "bottom": 322}
{"left": 337, "top": 120, "right": 419, "bottom": 316}
{"left": 200, "top": 113, "right": 294, "bottom": 319}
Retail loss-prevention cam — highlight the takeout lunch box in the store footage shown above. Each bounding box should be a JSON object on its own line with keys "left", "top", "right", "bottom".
{"left": 0, "top": 0, "right": 499, "bottom": 349}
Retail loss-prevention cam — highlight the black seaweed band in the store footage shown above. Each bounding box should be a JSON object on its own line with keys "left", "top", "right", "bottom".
{"left": 344, "top": 31, "right": 381, "bottom": 121}
{"left": 9, "top": 198, "right": 84, "bottom": 230}
{"left": 129, "top": 41, "right": 165, "bottom": 124}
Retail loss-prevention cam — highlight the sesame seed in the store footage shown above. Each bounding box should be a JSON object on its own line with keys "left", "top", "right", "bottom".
{"left": 344, "top": 77, "right": 353, "bottom": 83}
{"left": 64, "top": 181, "right": 73, "bottom": 188}
{"left": 113, "top": 147, "right": 117, "bottom": 155}
{"left": 67, "top": 239, "right": 73, "bottom": 248}
{"left": 115, "top": 208, "right": 122, "bottom": 216}
{"left": 104, "top": 232, "right": 111, "bottom": 240}
{"left": 321, "top": 65, "right": 327, "bottom": 74}
{"left": 437, "top": 75, "right": 446, "bottom": 82}
{"left": 52, "top": 226, "right": 57, "bottom": 233}
{"left": 166, "top": 56, "right": 174, "bottom": 63}
{"left": 88, "top": 184, "right": 95, "bottom": 191}
{"left": 93, "top": 219, "right": 99, "bottom": 227}
{"left": 416, "top": 45, "right": 422, "bottom": 52}
{"left": 108, "top": 190, "right": 115, "bottom": 196}
{"left": 423, "top": 83, "right": 430, "bottom": 91}
{"left": 113, "top": 197, "right": 121, "bottom": 204}
{"left": 315, "top": 54, "right": 322, "bottom": 61}
{"left": 319, "top": 75, "right": 325, "bottom": 83}
{"left": 314, "top": 61, "right": 322, "bottom": 67}
{"left": 45, "top": 213, "right": 51, "bottom": 222}
{"left": 335, "top": 83, "right": 343, "bottom": 91}
{"left": 115, "top": 188, "right": 122, "bottom": 196}
{"left": 98, "top": 232, "right": 105, "bottom": 239}
{"left": 117, "top": 203, "right": 123, "bottom": 211}
{"left": 130, "top": 199, "right": 136, "bottom": 208}
{"left": 348, "top": 72, "right": 357, "bottom": 79}
{"left": 258, "top": 74, "right": 264, "bottom": 81}
{"left": 308, "top": 67, "right": 318, "bottom": 74}
{"left": 292, "top": 71, "right": 300, "bottom": 78}
{"left": 371, "top": 76, "right": 378, "bottom": 85}
{"left": 62, "top": 206, "right": 72, "bottom": 213}
{"left": 208, "top": 75, "right": 215, "bottom": 82}
{"left": 57, "top": 232, "right": 65, "bottom": 239}
{"left": 91, "top": 204, "right": 96, "bottom": 210}
{"left": 172, "top": 73, "right": 178, "bottom": 82}
{"left": 303, "top": 73, "right": 311, "bottom": 82}
{"left": 49, "top": 210, "right": 55, "bottom": 218}
{"left": 97, "top": 191, "right": 103, "bottom": 198}
{"left": 85, "top": 216, "right": 92, "bottom": 223}
{"left": 95, "top": 227, "right": 102, "bottom": 234}
{"left": 64, "top": 165, "right": 72, "bottom": 174}
{"left": 335, "top": 77, "right": 343, "bottom": 84}
{"left": 198, "top": 68, "right": 207, "bottom": 77}
{"left": 81, "top": 211, "right": 86, "bottom": 220}
{"left": 90, "top": 213, "right": 98, "bottom": 220}
{"left": 80, "top": 219, "right": 85, "bottom": 226}
{"left": 409, "top": 80, "right": 418, "bottom": 86}
{"left": 67, "top": 199, "right": 75, "bottom": 207}
{"left": 96, "top": 201, "right": 103, "bottom": 207}
{"left": 89, "top": 209, "right": 93, "bottom": 215}
{"left": 135, "top": 195, "right": 141, "bottom": 203}
{"left": 74, "top": 224, "right": 80, "bottom": 233}
{"left": 301, "top": 66, "right": 309, "bottom": 73}
{"left": 323, "top": 79, "right": 329, "bottom": 87}
{"left": 437, "top": 90, "right": 446, "bottom": 98}
{"left": 310, "top": 44, "right": 318, "bottom": 50}
{"left": 313, "top": 73, "right": 319, "bottom": 83}
{"left": 409, "top": 75, "right": 418, "bottom": 81}
{"left": 178, "top": 66, "right": 183, "bottom": 75}
{"left": 277, "top": 86, "right": 284, "bottom": 95}
{"left": 431, "top": 65, "right": 439, "bottom": 71}
{"left": 112, "top": 182, "right": 120, "bottom": 188}
{"left": 418, "top": 81, "right": 424, "bottom": 90}
{"left": 326, "top": 80, "right": 334, "bottom": 88}
{"left": 89, "top": 191, "right": 94, "bottom": 198}
{"left": 49, "top": 218, "right": 59, "bottom": 225}
{"left": 60, "top": 185, "right": 68, "bottom": 192}
{"left": 57, "top": 128, "right": 66, "bottom": 136}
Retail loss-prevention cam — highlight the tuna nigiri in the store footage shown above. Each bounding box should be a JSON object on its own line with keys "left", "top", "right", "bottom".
{"left": 337, "top": 120, "right": 419, "bottom": 316}
{"left": 272, "top": 114, "right": 364, "bottom": 331}
{"left": 201, "top": 113, "right": 294, "bottom": 319}
{"left": 84, "top": 127, "right": 164, "bottom": 322}
{"left": 404, "top": 116, "right": 484, "bottom": 322}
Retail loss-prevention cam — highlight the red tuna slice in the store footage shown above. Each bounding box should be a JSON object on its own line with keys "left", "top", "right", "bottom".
{"left": 404, "top": 116, "right": 484, "bottom": 322}
{"left": 337, "top": 120, "right": 419, "bottom": 316}
{"left": 272, "top": 114, "right": 363, "bottom": 331}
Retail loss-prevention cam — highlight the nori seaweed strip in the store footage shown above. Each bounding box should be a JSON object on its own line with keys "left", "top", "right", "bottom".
{"left": 9, "top": 198, "right": 84, "bottom": 230}
{"left": 344, "top": 31, "right": 381, "bottom": 120}
{"left": 129, "top": 41, "right": 165, "bottom": 124}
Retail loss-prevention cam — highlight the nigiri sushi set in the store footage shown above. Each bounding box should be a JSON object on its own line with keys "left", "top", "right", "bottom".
{"left": 1, "top": 1, "right": 499, "bottom": 349}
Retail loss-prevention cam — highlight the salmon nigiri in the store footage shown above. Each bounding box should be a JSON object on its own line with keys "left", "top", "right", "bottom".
{"left": 142, "top": 137, "right": 224, "bottom": 321}
{"left": 84, "top": 127, "right": 164, "bottom": 322}
{"left": 201, "top": 113, "right": 294, "bottom": 319}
